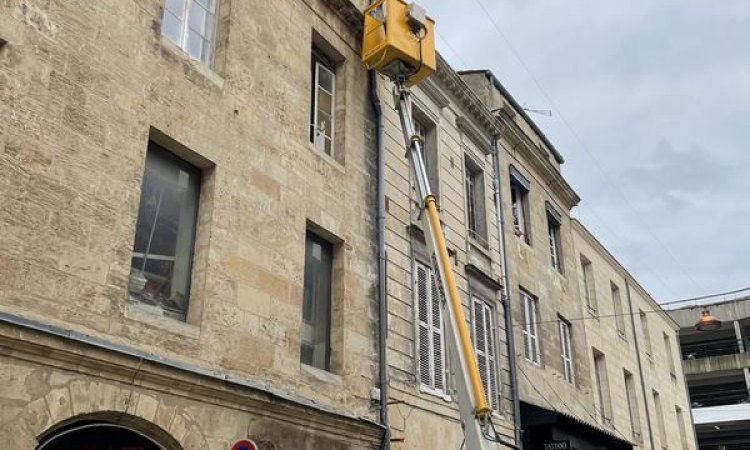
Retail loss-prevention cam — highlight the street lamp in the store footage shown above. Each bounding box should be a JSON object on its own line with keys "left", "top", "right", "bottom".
{"left": 694, "top": 308, "right": 722, "bottom": 331}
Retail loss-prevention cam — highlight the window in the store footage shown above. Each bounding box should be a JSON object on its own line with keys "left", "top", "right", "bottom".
{"left": 640, "top": 310, "right": 652, "bottom": 356}
{"left": 509, "top": 166, "right": 530, "bottom": 244}
{"left": 611, "top": 282, "right": 626, "bottom": 336}
{"left": 652, "top": 390, "right": 667, "bottom": 449}
{"left": 465, "top": 156, "right": 487, "bottom": 246}
{"left": 128, "top": 143, "right": 201, "bottom": 321}
{"left": 624, "top": 370, "right": 642, "bottom": 441}
{"left": 558, "top": 317, "right": 574, "bottom": 383}
{"left": 300, "top": 232, "right": 334, "bottom": 370}
{"left": 521, "top": 290, "right": 540, "bottom": 363}
{"left": 664, "top": 332, "right": 676, "bottom": 378}
{"left": 593, "top": 349, "right": 612, "bottom": 424}
{"left": 414, "top": 117, "right": 440, "bottom": 202}
{"left": 580, "top": 255, "right": 597, "bottom": 314}
{"left": 309, "top": 47, "right": 336, "bottom": 157}
{"left": 414, "top": 261, "right": 447, "bottom": 395}
{"left": 162, "top": 0, "right": 217, "bottom": 65}
{"left": 472, "top": 297, "right": 501, "bottom": 411}
{"left": 675, "top": 405, "right": 688, "bottom": 450}
{"left": 546, "top": 207, "right": 562, "bottom": 272}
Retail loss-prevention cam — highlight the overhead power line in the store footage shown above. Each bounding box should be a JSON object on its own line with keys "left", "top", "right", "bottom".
{"left": 470, "top": 0, "right": 708, "bottom": 295}
{"left": 513, "top": 286, "right": 750, "bottom": 328}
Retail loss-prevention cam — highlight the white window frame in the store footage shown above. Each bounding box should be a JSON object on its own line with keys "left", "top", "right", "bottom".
{"left": 511, "top": 183, "right": 527, "bottom": 241}
{"left": 162, "top": 0, "right": 217, "bottom": 65}
{"left": 581, "top": 255, "right": 597, "bottom": 315}
{"left": 653, "top": 389, "right": 667, "bottom": 448}
{"left": 311, "top": 59, "right": 336, "bottom": 157}
{"left": 472, "top": 296, "right": 501, "bottom": 412}
{"left": 624, "top": 370, "right": 642, "bottom": 441}
{"left": 521, "top": 290, "right": 540, "bottom": 364}
{"left": 465, "top": 157, "right": 487, "bottom": 246}
{"left": 547, "top": 214, "right": 561, "bottom": 272}
{"left": 414, "top": 260, "right": 449, "bottom": 399}
{"left": 558, "top": 318, "right": 574, "bottom": 384}
{"left": 611, "top": 282, "right": 626, "bottom": 337}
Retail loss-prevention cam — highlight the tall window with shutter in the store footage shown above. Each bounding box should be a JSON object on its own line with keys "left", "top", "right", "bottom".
{"left": 414, "top": 261, "right": 447, "bottom": 396}
{"left": 581, "top": 255, "right": 597, "bottom": 314}
{"left": 521, "top": 289, "right": 540, "bottom": 363}
{"left": 472, "top": 297, "right": 500, "bottom": 411}
{"left": 558, "top": 317, "right": 574, "bottom": 383}
{"left": 624, "top": 369, "right": 642, "bottom": 441}
{"left": 611, "top": 282, "right": 626, "bottom": 336}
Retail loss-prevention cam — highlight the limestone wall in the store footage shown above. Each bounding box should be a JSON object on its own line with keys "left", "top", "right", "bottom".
{"left": 0, "top": 0, "right": 378, "bottom": 432}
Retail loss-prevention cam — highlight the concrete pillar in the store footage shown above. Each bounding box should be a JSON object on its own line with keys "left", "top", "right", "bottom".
{"left": 734, "top": 320, "right": 750, "bottom": 397}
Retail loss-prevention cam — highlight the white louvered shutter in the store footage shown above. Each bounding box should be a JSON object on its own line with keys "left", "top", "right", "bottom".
{"left": 473, "top": 297, "right": 499, "bottom": 411}
{"left": 415, "top": 261, "right": 446, "bottom": 394}
{"left": 416, "top": 262, "right": 432, "bottom": 387}
{"left": 430, "top": 270, "right": 445, "bottom": 391}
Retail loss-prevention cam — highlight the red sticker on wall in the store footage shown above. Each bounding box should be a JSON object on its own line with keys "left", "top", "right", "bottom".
{"left": 231, "top": 440, "right": 258, "bottom": 450}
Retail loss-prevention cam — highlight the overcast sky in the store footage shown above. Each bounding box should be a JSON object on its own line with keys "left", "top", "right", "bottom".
{"left": 420, "top": 0, "right": 750, "bottom": 303}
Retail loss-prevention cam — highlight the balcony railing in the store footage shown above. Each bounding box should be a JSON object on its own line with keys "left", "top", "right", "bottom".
{"left": 681, "top": 337, "right": 750, "bottom": 360}
{"left": 690, "top": 386, "right": 750, "bottom": 408}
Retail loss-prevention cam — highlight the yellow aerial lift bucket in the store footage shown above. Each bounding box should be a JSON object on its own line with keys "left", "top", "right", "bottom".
{"left": 362, "top": 0, "right": 436, "bottom": 86}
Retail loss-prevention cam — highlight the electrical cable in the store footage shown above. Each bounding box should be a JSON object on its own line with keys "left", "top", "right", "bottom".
{"left": 430, "top": 8, "right": 685, "bottom": 301}
{"left": 514, "top": 289, "right": 750, "bottom": 328}
{"left": 470, "top": 0, "right": 707, "bottom": 295}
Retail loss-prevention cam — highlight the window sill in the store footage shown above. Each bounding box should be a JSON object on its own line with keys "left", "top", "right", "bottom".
{"left": 308, "top": 143, "right": 346, "bottom": 174}
{"left": 419, "top": 385, "right": 452, "bottom": 403}
{"left": 159, "top": 36, "right": 225, "bottom": 89}
{"left": 301, "top": 362, "right": 343, "bottom": 385}
{"left": 524, "top": 357, "right": 542, "bottom": 367}
{"left": 468, "top": 235, "right": 491, "bottom": 256}
{"left": 124, "top": 299, "right": 200, "bottom": 339}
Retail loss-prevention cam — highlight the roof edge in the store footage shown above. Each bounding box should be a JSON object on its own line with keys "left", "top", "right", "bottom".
{"left": 458, "top": 69, "right": 565, "bottom": 164}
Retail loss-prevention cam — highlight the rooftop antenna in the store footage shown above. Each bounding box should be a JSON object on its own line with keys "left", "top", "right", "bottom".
{"left": 523, "top": 107, "right": 552, "bottom": 117}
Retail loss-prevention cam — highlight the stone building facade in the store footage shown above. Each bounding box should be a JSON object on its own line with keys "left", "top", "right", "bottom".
{"left": 377, "top": 58, "right": 515, "bottom": 448}
{"left": 458, "top": 72, "right": 697, "bottom": 450}
{"left": 571, "top": 220, "right": 696, "bottom": 450}
{"left": 0, "top": 1, "right": 696, "bottom": 450}
{"left": 0, "top": 0, "right": 384, "bottom": 448}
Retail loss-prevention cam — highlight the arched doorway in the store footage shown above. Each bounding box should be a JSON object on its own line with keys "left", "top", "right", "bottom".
{"left": 37, "top": 415, "right": 181, "bottom": 450}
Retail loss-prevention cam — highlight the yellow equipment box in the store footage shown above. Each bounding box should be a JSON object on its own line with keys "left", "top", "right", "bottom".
{"left": 362, "top": 0, "right": 436, "bottom": 86}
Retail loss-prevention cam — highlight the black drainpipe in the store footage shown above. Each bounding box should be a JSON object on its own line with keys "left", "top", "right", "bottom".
{"left": 625, "top": 279, "right": 656, "bottom": 450}
{"left": 369, "top": 68, "right": 390, "bottom": 450}
{"left": 488, "top": 73, "right": 522, "bottom": 449}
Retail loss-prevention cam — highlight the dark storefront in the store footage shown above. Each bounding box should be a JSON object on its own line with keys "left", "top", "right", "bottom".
{"left": 522, "top": 402, "right": 633, "bottom": 450}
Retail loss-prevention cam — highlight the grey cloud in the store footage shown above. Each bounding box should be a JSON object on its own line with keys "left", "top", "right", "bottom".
{"left": 423, "top": 0, "right": 750, "bottom": 300}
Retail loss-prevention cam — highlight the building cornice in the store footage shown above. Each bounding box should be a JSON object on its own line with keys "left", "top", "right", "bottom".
{"left": 434, "top": 54, "right": 504, "bottom": 138}
{"left": 0, "top": 311, "right": 385, "bottom": 444}
{"left": 500, "top": 113, "right": 580, "bottom": 209}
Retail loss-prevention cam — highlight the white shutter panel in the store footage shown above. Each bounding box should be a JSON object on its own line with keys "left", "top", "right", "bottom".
{"left": 472, "top": 298, "right": 489, "bottom": 407}
{"left": 485, "top": 303, "right": 499, "bottom": 410}
{"left": 430, "top": 271, "right": 445, "bottom": 391}
{"left": 473, "top": 298, "right": 500, "bottom": 411}
{"left": 415, "top": 262, "right": 432, "bottom": 387}
{"left": 522, "top": 293, "right": 532, "bottom": 359}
